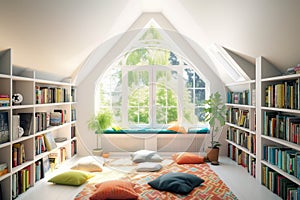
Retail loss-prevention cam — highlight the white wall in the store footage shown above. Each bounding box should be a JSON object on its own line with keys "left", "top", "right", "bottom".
{"left": 76, "top": 13, "right": 227, "bottom": 156}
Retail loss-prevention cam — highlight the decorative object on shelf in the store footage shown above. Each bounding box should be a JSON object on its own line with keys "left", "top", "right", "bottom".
{"left": 203, "top": 92, "right": 226, "bottom": 164}
{"left": 54, "top": 137, "right": 67, "bottom": 143}
{"left": 19, "top": 113, "right": 33, "bottom": 136}
{"left": 88, "top": 109, "right": 113, "bottom": 156}
{"left": 12, "top": 93, "right": 23, "bottom": 105}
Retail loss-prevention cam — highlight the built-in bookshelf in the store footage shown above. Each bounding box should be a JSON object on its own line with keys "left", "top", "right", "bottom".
{"left": 0, "top": 48, "right": 77, "bottom": 200}
{"left": 225, "top": 80, "right": 257, "bottom": 178}
{"left": 257, "top": 56, "right": 300, "bottom": 200}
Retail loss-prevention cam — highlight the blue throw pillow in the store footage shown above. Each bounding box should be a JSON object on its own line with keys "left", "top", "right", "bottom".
{"left": 148, "top": 172, "right": 204, "bottom": 194}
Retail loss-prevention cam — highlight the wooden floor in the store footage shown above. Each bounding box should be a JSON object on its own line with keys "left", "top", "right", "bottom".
{"left": 20, "top": 155, "right": 281, "bottom": 200}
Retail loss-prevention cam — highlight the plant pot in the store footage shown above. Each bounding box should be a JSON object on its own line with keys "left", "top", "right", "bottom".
{"left": 206, "top": 147, "right": 219, "bottom": 162}
{"left": 92, "top": 148, "right": 103, "bottom": 156}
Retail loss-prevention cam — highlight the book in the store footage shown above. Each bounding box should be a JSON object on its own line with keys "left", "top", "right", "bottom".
{"left": 0, "top": 182, "right": 3, "bottom": 200}
{"left": 48, "top": 153, "right": 58, "bottom": 171}
{"left": 35, "top": 160, "right": 42, "bottom": 182}
{"left": 0, "top": 111, "right": 9, "bottom": 144}
{"left": 60, "top": 147, "right": 66, "bottom": 163}
{"left": 43, "top": 132, "right": 57, "bottom": 151}
{"left": 71, "top": 125, "right": 76, "bottom": 138}
{"left": 12, "top": 173, "right": 18, "bottom": 198}
{"left": 12, "top": 115, "right": 20, "bottom": 140}
{"left": 42, "top": 156, "right": 50, "bottom": 176}
{"left": 19, "top": 113, "right": 33, "bottom": 136}
{"left": 71, "top": 140, "right": 77, "bottom": 156}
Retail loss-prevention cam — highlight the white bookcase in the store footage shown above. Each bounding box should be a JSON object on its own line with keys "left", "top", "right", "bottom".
{"left": 0, "top": 48, "right": 77, "bottom": 200}
{"left": 256, "top": 56, "right": 300, "bottom": 199}
{"left": 225, "top": 80, "right": 257, "bottom": 178}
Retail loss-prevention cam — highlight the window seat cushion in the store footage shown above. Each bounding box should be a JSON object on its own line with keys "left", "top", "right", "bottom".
{"left": 103, "top": 127, "right": 209, "bottom": 134}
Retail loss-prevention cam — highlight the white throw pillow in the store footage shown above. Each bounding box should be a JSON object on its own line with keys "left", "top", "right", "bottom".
{"left": 136, "top": 162, "right": 163, "bottom": 172}
{"left": 131, "top": 150, "right": 163, "bottom": 163}
{"left": 71, "top": 156, "right": 104, "bottom": 172}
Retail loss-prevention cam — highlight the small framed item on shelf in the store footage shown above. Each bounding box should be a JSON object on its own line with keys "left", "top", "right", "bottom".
{"left": 0, "top": 111, "right": 9, "bottom": 144}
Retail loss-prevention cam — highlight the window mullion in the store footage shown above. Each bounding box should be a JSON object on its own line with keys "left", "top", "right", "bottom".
{"left": 178, "top": 66, "right": 184, "bottom": 124}
{"left": 122, "top": 67, "right": 129, "bottom": 128}
{"left": 150, "top": 67, "right": 155, "bottom": 128}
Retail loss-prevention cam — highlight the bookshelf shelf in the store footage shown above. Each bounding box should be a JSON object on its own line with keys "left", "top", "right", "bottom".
{"left": 0, "top": 48, "right": 77, "bottom": 200}
{"left": 261, "top": 135, "right": 300, "bottom": 152}
{"left": 225, "top": 80, "right": 255, "bottom": 86}
{"left": 12, "top": 105, "right": 35, "bottom": 109}
{"left": 11, "top": 161, "right": 34, "bottom": 174}
{"left": 35, "top": 79, "right": 71, "bottom": 86}
{"left": 261, "top": 160, "right": 300, "bottom": 186}
{"left": 0, "top": 142, "right": 10, "bottom": 148}
{"left": 225, "top": 122, "right": 256, "bottom": 134}
{"left": 226, "top": 139, "right": 256, "bottom": 158}
{"left": 11, "top": 75, "right": 34, "bottom": 82}
{"left": 34, "top": 102, "right": 72, "bottom": 108}
{"left": 261, "top": 106, "right": 300, "bottom": 114}
{"left": 0, "top": 173, "right": 10, "bottom": 182}
{"left": 225, "top": 103, "right": 255, "bottom": 109}
{"left": 261, "top": 73, "right": 300, "bottom": 82}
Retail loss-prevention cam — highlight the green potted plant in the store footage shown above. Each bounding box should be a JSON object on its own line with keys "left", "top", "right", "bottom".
{"left": 203, "top": 91, "right": 226, "bottom": 164}
{"left": 88, "top": 109, "right": 113, "bottom": 156}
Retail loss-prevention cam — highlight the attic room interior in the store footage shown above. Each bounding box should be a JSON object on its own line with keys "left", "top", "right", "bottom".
{"left": 0, "top": 0, "right": 299, "bottom": 200}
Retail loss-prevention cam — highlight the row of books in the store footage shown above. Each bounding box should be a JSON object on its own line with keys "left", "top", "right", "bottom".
{"left": 228, "top": 144, "right": 256, "bottom": 178}
{"left": 35, "top": 112, "right": 50, "bottom": 132}
{"left": 71, "top": 125, "right": 76, "bottom": 138}
{"left": 12, "top": 166, "right": 31, "bottom": 199}
{"left": 226, "top": 108, "right": 250, "bottom": 128}
{"left": 237, "top": 150, "right": 256, "bottom": 177}
{"left": 71, "top": 107, "right": 76, "bottom": 121}
{"left": 263, "top": 111, "right": 300, "bottom": 144}
{"left": 263, "top": 145, "right": 300, "bottom": 179}
{"left": 35, "top": 86, "right": 69, "bottom": 104}
{"left": 35, "top": 135, "right": 47, "bottom": 155}
{"left": 71, "top": 140, "right": 77, "bottom": 156}
{"left": 0, "top": 94, "right": 9, "bottom": 107}
{"left": 226, "top": 90, "right": 250, "bottom": 105}
{"left": 35, "top": 159, "right": 45, "bottom": 182}
{"left": 49, "top": 147, "right": 67, "bottom": 170}
{"left": 50, "top": 109, "right": 67, "bottom": 126}
{"left": 262, "top": 166, "right": 299, "bottom": 200}
{"left": 35, "top": 147, "right": 67, "bottom": 183}
{"left": 227, "top": 127, "right": 256, "bottom": 154}
{"left": 12, "top": 143, "right": 26, "bottom": 168}
{"left": 71, "top": 88, "right": 76, "bottom": 102}
{"left": 35, "top": 109, "right": 67, "bottom": 133}
{"left": 265, "top": 78, "right": 300, "bottom": 109}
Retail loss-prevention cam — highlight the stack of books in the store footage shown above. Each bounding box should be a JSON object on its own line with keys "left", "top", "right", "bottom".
{"left": 0, "top": 95, "right": 9, "bottom": 107}
{"left": 0, "top": 163, "right": 8, "bottom": 176}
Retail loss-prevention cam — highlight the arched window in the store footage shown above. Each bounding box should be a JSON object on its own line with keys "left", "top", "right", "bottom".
{"left": 95, "top": 23, "right": 209, "bottom": 129}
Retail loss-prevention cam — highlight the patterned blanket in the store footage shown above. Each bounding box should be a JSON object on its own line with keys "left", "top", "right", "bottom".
{"left": 74, "top": 160, "right": 238, "bottom": 200}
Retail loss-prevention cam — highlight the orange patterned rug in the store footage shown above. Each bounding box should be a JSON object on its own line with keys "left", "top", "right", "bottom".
{"left": 74, "top": 162, "right": 238, "bottom": 200}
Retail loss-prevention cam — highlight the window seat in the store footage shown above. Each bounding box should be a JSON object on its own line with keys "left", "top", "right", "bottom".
{"left": 103, "top": 127, "right": 209, "bottom": 134}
